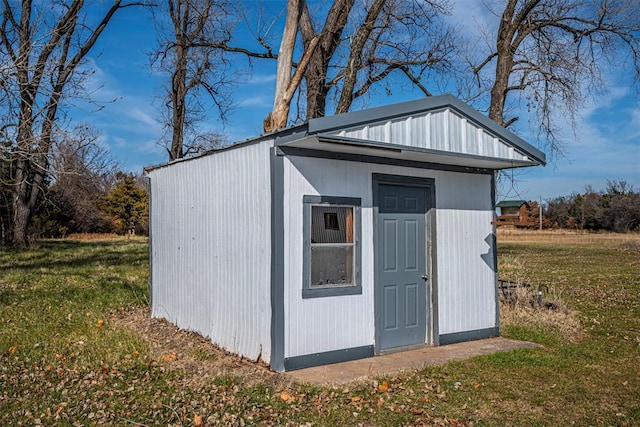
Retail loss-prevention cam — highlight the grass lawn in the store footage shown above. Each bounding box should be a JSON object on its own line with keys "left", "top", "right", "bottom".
{"left": 1, "top": 232, "right": 639, "bottom": 426}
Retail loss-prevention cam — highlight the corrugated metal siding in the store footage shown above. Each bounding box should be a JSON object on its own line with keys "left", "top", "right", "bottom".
{"left": 283, "top": 157, "right": 375, "bottom": 358}
{"left": 435, "top": 173, "right": 496, "bottom": 334}
{"left": 148, "top": 141, "right": 273, "bottom": 363}
{"left": 332, "top": 109, "right": 530, "bottom": 163}
{"left": 284, "top": 156, "right": 497, "bottom": 358}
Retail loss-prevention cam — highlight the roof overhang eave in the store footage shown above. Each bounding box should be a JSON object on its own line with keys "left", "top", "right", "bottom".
{"left": 279, "top": 135, "right": 542, "bottom": 171}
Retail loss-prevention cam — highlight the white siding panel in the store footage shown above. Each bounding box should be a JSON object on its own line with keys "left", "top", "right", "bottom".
{"left": 431, "top": 111, "right": 447, "bottom": 151}
{"left": 283, "top": 157, "right": 497, "bottom": 358}
{"left": 149, "top": 141, "right": 273, "bottom": 363}
{"left": 436, "top": 173, "right": 496, "bottom": 334}
{"left": 465, "top": 121, "right": 479, "bottom": 155}
{"left": 283, "top": 157, "right": 376, "bottom": 358}
{"left": 332, "top": 109, "right": 530, "bottom": 162}
{"left": 448, "top": 111, "right": 463, "bottom": 153}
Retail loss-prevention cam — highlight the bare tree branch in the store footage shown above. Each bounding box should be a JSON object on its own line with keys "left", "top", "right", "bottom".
{"left": 0, "top": 1, "right": 142, "bottom": 246}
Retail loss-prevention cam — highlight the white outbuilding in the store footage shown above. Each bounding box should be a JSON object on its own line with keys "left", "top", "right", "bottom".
{"left": 146, "top": 94, "right": 545, "bottom": 371}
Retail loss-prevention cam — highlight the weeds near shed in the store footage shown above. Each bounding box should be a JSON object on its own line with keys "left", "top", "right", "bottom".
{"left": 498, "top": 254, "right": 584, "bottom": 345}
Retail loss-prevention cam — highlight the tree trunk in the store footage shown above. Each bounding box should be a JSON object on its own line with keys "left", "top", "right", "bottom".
{"left": 265, "top": 0, "right": 320, "bottom": 132}
{"left": 264, "top": 0, "right": 302, "bottom": 132}
{"left": 11, "top": 176, "right": 31, "bottom": 247}
{"left": 488, "top": 53, "right": 513, "bottom": 126}
{"left": 170, "top": 46, "right": 187, "bottom": 160}
{"left": 488, "top": 0, "right": 517, "bottom": 126}
{"left": 335, "top": 0, "right": 386, "bottom": 115}
{"left": 300, "top": 0, "right": 354, "bottom": 119}
{"left": 12, "top": 200, "right": 30, "bottom": 247}
{"left": 304, "top": 64, "right": 329, "bottom": 119}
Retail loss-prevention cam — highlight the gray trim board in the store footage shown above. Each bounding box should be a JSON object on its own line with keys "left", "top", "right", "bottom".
{"left": 272, "top": 124, "right": 311, "bottom": 145}
{"left": 146, "top": 175, "right": 153, "bottom": 311}
{"left": 303, "top": 195, "right": 363, "bottom": 206}
{"left": 314, "top": 134, "right": 538, "bottom": 168}
{"left": 439, "top": 327, "right": 499, "bottom": 345}
{"left": 284, "top": 345, "right": 374, "bottom": 371}
{"left": 270, "top": 147, "right": 286, "bottom": 372}
{"left": 302, "top": 286, "right": 362, "bottom": 298}
{"left": 280, "top": 147, "right": 494, "bottom": 175}
{"left": 428, "top": 182, "right": 439, "bottom": 346}
{"left": 491, "top": 173, "right": 500, "bottom": 334}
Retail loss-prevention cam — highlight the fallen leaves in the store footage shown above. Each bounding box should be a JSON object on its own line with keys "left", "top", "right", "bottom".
{"left": 279, "top": 391, "right": 296, "bottom": 403}
{"left": 378, "top": 380, "right": 390, "bottom": 392}
{"left": 193, "top": 413, "right": 203, "bottom": 426}
{"left": 162, "top": 353, "right": 178, "bottom": 363}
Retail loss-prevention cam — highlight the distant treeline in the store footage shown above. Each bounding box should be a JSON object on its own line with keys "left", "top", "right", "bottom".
{"left": 526, "top": 180, "right": 640, "bottom": 232}
{"left": 3, "top": 171, "right": 638, "bottom": 243}
{"left": 1, "top": 171, "right": 148, "bottom": 244}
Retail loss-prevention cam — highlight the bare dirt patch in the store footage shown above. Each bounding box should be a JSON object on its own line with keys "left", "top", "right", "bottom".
{"left": 114, "top": 307, "right": 291, "bottom": 389}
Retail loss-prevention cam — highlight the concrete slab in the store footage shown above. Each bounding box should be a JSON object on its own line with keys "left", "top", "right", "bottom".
{"left": 286, "top": 337, "right": 540, "bottom": 385}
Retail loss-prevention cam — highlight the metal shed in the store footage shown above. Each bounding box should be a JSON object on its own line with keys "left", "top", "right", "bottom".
{"left": 146, "top": 94, "right": 545, "bottom": 372}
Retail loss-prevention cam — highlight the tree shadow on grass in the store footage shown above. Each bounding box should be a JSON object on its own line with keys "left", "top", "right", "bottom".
{"left": 0, "top": 239, "right": 148, "bottom": 272}
{"left": 0, "top": 274, "right": 148, "bottom": 307}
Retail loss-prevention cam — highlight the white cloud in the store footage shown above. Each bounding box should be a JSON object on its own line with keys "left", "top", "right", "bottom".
{"left": 113, "top": 136, "right": 127, "bottom": 147}
{"left": 237, "top": 95, "right": 271, "bottom": 108}
{"left": 246, "top": 74, "right": 277, "bottom": 85}
{"left": 128, "top": 108, "right": 163, "bottom": 133}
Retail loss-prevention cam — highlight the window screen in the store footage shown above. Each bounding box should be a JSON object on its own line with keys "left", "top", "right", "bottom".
{"left": 310, "top": 206, "right": 354, "bottom": 287}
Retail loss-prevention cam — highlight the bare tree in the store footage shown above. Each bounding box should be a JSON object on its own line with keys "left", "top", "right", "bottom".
{"left": 197, "top": 0, "right": 455, "bottom": 131}
{"left": 48, "top": 124, "right": 118, "bottom": 234}
{"left": 151, "top": 0, "right": 234, "bottom": 160}
{"left": 298, "top": 0, "right": 355, "bottom": 119}
{"left": 0, "top": 0, "right": 143, "bottom": 247}
{"left": 469, "top": 0, "right": 640, "bottom": 154}
{"left": 295, "top": 0, "right": 457, "bottom": 123}
{"left": 263, "top": 0, "right": 319, "bottom": 132}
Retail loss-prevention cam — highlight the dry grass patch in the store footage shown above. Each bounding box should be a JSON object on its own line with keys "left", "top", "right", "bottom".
{"left": 498, "top": 253, "right": 584, "bottom": 344}
{"left": 500, "top": 286, "right": 584, "bottom": 344}
{"left": 498, "top": 228, "right": 640, "bottom": 245}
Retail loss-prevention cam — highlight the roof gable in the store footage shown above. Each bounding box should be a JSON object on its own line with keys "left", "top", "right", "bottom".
{"left": 304, "top": 94, "right": 545, "bottom": 166}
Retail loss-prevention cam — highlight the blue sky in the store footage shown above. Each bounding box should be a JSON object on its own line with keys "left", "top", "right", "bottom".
{"left": 75, "top": 1, "right": 639, "bottom": 202}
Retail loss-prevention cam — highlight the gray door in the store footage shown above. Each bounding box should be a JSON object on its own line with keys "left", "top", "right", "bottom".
{"left": 376, "top": 183, "right": 428, "bottom": 350}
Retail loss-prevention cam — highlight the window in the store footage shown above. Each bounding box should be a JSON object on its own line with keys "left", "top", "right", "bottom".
{"left": 303, "top": 195, "right": 361, "bottom": 298}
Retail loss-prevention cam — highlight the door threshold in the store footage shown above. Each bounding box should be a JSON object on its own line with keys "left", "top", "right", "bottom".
{"left": 377, "top": 342, "right": 431, "bottom": 355}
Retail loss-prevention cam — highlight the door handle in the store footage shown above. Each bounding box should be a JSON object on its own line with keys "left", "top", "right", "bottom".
{"left": 421, "top": 274, "right": 429, "bottom": 281}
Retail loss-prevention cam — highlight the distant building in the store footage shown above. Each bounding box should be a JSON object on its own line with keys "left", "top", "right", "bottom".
{"left": 495, "top": 200, "right": 530, "bottom": 226}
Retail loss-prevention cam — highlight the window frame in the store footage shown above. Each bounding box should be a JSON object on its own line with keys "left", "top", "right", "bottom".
{"left": 302, "top": 195, "right": 362, "bottom": 299}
